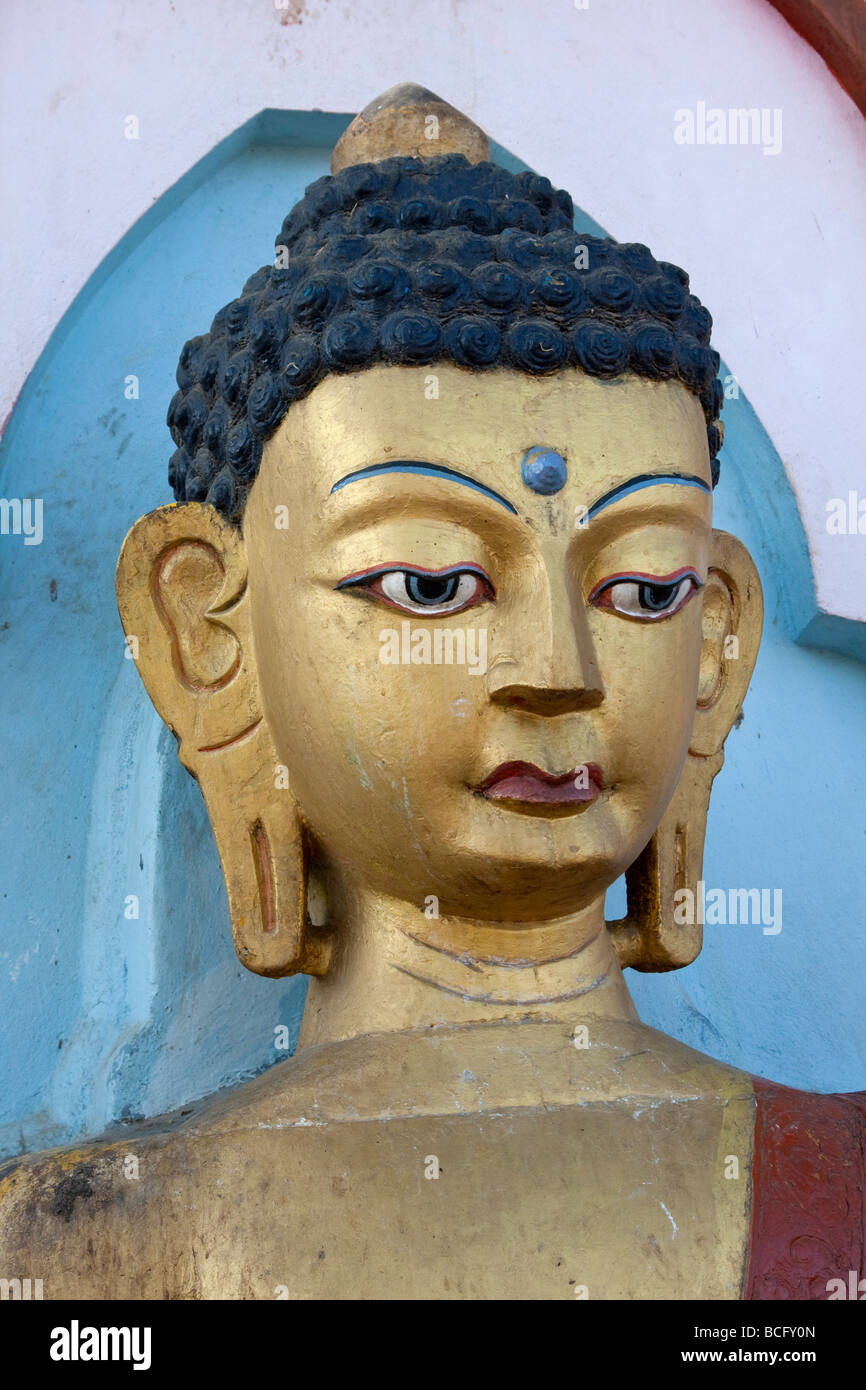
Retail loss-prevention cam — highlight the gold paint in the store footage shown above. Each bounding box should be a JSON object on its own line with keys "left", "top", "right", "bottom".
{"left": 0, "top": 1023, "right": 755, "bottom": 1299}
{"left": 114, "top": 503, "right": 331, "bottom": 979}
{"left": 3, "top": 149, "right": 766, "bottom": 1293}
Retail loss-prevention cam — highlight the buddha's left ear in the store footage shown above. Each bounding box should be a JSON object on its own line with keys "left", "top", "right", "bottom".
{"left": 115, "top": 503, "right": 331, "bottom": 979}
{"left": 690, "top": 529, "right": 764, "bottom": 756}
{"left": 610, "top": 530, "right": 763, "bottom": 972}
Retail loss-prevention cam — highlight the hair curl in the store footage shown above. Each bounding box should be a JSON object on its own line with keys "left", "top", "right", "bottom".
{"left": 167, "top": 154, "right": 722, "bottom": 523}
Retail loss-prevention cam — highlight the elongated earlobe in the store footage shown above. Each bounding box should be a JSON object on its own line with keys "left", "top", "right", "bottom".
{"left": 194, "top": 721, "right": 331, "bottom": 978}
{"left": 608, "top": 530, "right": 763, "bottom": 971}
{"left": 116, "top": 502, "right": 332, "bottom": 978}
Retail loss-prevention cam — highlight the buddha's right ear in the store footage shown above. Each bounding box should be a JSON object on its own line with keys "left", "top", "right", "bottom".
{"left": 115, "top": 503, "right": 331, "bottom": 978}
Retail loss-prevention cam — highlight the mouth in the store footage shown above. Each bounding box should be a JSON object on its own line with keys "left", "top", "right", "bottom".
{"left": 471, "top": 761, "right": 605, "bottom": 817}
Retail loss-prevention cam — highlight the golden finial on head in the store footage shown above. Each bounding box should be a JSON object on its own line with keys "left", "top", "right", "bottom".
{"left": 330, "top": 82, "right": 490, "bottom": 174}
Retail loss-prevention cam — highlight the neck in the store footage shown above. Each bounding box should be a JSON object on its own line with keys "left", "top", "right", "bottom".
{"left": 297, "top": 879, "right": 639, "bottom": 1050}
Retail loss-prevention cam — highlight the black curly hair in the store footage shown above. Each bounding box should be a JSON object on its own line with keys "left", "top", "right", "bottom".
{"left": 167, "top": 153, "right": 723, "bottom": 524}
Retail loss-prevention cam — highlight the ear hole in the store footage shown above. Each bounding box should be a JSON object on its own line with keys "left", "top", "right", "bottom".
{"left": 154, "top": 541, "right": 241, "bottom": 690}
{"left": 697, "top": 572, "right": 734, "bottom": 708}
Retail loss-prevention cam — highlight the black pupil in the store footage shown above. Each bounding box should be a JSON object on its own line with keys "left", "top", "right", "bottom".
{"left": 639, "top": 582, "right": 677, "bottom": 611}
{"left": 406, "top": 573, "right": 460, "bottom": 606}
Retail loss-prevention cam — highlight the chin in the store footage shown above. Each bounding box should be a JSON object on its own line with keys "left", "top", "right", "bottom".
{"left": 403, "top": 797, "right": 634, "bottom": 921}
{"left": 432, "top": 866, "right": 617, "bottom": 923}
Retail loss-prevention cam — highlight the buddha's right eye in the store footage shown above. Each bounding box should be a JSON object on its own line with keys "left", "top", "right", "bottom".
{"left": 337, "top": 563, "right": 495, "bottom": 617}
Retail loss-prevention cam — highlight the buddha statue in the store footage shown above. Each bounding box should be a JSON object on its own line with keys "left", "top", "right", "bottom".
{"left": 1, "top": 84, "right": 863, "bottom": 1302}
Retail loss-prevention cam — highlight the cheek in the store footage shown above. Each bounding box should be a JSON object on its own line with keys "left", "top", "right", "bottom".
{"left": 596, "top": 612, "right": 702, "bottom": 783}
{"left": 253, "top": 583, "right": 484, "bottom": 819}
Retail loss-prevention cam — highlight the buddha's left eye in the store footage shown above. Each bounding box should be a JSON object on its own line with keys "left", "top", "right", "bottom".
{"left": 337, "top": 564, "right": 495, "bottom": 616}
{"left": 589, "top": 569, "right": 702, "bottom": 621}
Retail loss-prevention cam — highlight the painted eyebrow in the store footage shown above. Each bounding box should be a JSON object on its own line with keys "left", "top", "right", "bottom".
{"left": 586, "top": 473, "right": 711, "bottom": 521}
{"left": 329, "top": 461, "right": 519, "bottom": 515}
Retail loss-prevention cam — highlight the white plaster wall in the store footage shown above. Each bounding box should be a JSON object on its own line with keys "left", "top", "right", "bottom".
{"left": 2, "top": 0, "right": 864, "bottom": 622}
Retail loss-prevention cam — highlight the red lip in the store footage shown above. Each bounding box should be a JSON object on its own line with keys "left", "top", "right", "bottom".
{"left": 473, "top": 760, "right": 605, "bottom": 806}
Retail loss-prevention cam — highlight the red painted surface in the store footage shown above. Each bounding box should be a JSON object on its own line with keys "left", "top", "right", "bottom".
{"left": 767, "top": 1, "right": 866, "bottom": 121}
{"left": 745, "top": 1078, "right": 866, "bottom": 1299}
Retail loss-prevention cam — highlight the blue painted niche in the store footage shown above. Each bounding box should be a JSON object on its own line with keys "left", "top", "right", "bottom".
{"left": 0, "top": 109, "right": 864, "bottom": 1160}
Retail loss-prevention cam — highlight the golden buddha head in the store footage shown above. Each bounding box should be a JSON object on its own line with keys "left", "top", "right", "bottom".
{"left": 117, "top": 87, "right": 762, "bottom": 991}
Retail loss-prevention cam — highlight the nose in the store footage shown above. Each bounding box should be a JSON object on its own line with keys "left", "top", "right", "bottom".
{"left": 487, "top": 556, "right": 604, "bottom": 716}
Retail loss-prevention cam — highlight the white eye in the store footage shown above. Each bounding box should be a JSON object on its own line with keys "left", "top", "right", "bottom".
{"left": 594, "top": 573, "right": 700, "bottom": 620}
{"left": 379, "top": 569, "right": 487, "bottom": 615}
{"left": 337, "top": 565, "right": 495, "bottom": 615}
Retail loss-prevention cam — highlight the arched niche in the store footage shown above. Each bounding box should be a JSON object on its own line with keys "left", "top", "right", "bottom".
{"left": 1, "top": 108, "right": 863, "bottom": 1158}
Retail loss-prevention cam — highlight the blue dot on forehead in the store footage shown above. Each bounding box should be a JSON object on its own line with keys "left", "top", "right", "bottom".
{"left": 521, "top": 446, "right": 568, "bottom": 496}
